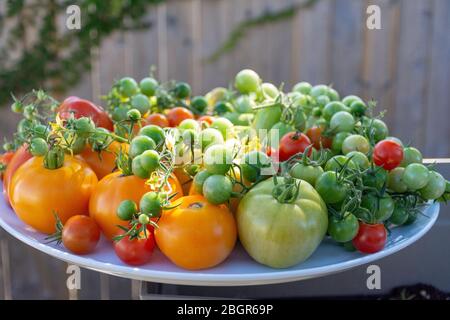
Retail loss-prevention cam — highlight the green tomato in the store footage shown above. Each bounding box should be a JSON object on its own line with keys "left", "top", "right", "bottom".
{"left": 138, "top": 213, "right": 150, "bottom": 225}
{"left": 33, "top": 124, "right": 50, "bottom": 139}
{"left": 235, "top": 69, "right": 261, "bottom": 94}
{"left": 139, "top": 192, "right": 162, "bottom": 217}
{"left": 327, "top": 88, "right": 340, "bottom": 101}
{"left": 419, "top": 171, "right": 446, "bottom": 200}
{"left": 174, "top": 82, "right": 191, "bottom": 99}
{"left": 117, "top": 200, "right": 137, "bottom": 221}
{"left": 139, "top": 125, "right": 165, "bottom": 147}
{"left": 262, "top": 82, "right": 279, "bottom": 99}
{"left": 140, "top": 150, "right": 160, "bottom": 173}
{"left": 202, "top": 175, "right": 233, "bottom": 204}
{"left": 322, "top": 101, "right": 347, "bottom": 121}
{"left": 241, "top": 151, "right": 271, "bottom": 182}
{"left": 199, "top": 128, "right": 224, "bottom": 150}
{"left": 328, "top": 213, "right": 359, "bottom": 243}
{"left": 131, "top": 94, "right": 151, "bottom": 115}
{"left": 214, "top": 101, "right": 235, "bottom": 115}
{"left": 292, "top": 81, "right": 312, "bottom": 95}
{"left": 312, "top": 107, "right": 322, "bottom": 117}
{"left": 179, "top": 119, "right": 200, "bottom": 131}
{"left": 193, "top": 169, "right": 211, "bottom": 194}
{"left": 119, "top": 77, "right": 139, "bottom": 97}
{"left": 389, "top": 203, "right": 408, "bottom": 226}
{"left": 324, "top": 155, "right": 357, "bottom": 172}
{"left": 316, "top": 95, "right": 331, "bottom": 107}
{"left": 211, "top": 117, "right": 234, "bottom": 140}
{"left": 342, "top": 134, "right": 370, "bottom": 154}
{"left": 315, "top": 171, "right": 348, "bottom": 204}
{"left": 349, "top": 100, "right": 367, "bottom": 117}
{"left": 342, "top": 95, "right": 362, "bottom": 107}
{"left": 293, "top": 108, "right": 307, "bottom": 131}
{"left": 237, "top": 177, "right": 328, "bottom": 268}
{"left": 330, "top": 111, "right": 355, "bottom": 132}
{"left": 387, "top": 167, "right": 408, "bottom": 193}
{"left": 400, "top": 147, "right": 423, "bottom": 167}
{"left": 361, "top": 193, "right": 395, "bottom": 222}
{"left": 346, "top": 151, "right": 370, "bottom": 170}
{"left": 75, "top": 117, "right": 95, "bottom": 137}
{"left": 30, "top": 138, "right": 49, "bottom": 156}
{"left": 364, "top": 118, "right": 388, "bottom": 142}
{"left": 289, "top": 163, "right": 324, "bottom": 186}
{"left": 234, "top": 95, "right": 255, "bottom": 113}
{"left": 203, "top": 144, "right": 232, "bottom": 175}
{"left": 71, "top": 136, "right": 87, "bottom": 155}
{"left": 331, "top": 132, "right": 351, "bottom": 154}
{"left": 11, "top": 101, "right": 24, "bottom": 113}
{"left": 191, "top": 96, "right": 208, "bottom": 114}
{"left": 253, "top": 105, "right": 282, "bottom": 131}
{"left": 130, "top": 136, "right": 156, "bottom": 158}
{"left": 362, "top": 167, "right": 388, "bottom": 189}
{"left": 127, "top": 109, "right": 141, "bottom": 121}
{"left": 139, "top": 77, "right": 158, "bottom": 96}
{"left": 112, "top": 106, "right": 129, "bottom": 122}
{"left": 131, "top": 155, "right": 149, "bottom": 178}
{"left": 310, "top": 85, "right": 329, "bottom": 98}
{"left": 402, "top": 163, "right": 430, "bottom": 191}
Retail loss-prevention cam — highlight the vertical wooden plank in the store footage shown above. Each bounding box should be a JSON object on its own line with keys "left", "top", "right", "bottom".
{"left": 393, "top": 0, "right": 434, "bottom": 149}
{"left": 0, "top": 238, "right": 12, "bottom": 299}
{"left": 424, "top": 0, "right": 450, "bottom": 157}
{"left": 157, "top": 3, "right": 168, "bottom": 82}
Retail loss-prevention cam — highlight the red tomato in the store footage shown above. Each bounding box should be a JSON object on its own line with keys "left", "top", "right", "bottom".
{"left": 306, "top": 126, "right": 332, "bottom": 150}
{"left": 2, "top": 145, "right": 32, "bottom": 205}
{"left": 197, "top": 115, "right": 215, "bottom": 125}
{"left": 58, "top": 96, "right": 114, "bottom": 131}
{"left": 352, "top": 222, "right": 387, "bottom": 254}
{"left": 373, "top": 140, "right": 403, "bottom": 171}
{"left": 144, "top": 113, "right": 169, "bottom": 128}
{"left": 62, "top": 215, "right": 100, "bottom": 255}
{"left": 166, "top": 107, "right": 194, "bottom": 127}
{"left": 114, "top": 234, "right": 155, "bottom": 266}
{"left": 279, "top": 132, "right": 312, "bottom": 162}
{"left": 0, "top": 151, "right": 14, "bottom": 179}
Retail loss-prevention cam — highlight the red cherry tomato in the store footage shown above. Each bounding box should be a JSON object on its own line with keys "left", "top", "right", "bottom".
{"left": 373, "top": 140, "right": 403, "bottom": 171}
{"left": 197, "top": 115, "right": 215, "bottom": 125}
{"left": 144, "top": 113, "right": 169, "bottom": 128}
{"left": 352, "top": 222, "right": 387, "bottom": 254}
{"left": 166, "top": 107, "right": 194, "bottom": 127}
{"left": 279, "top": 132, "right": 312, "bottom": 162}
{"left": 306, "top": 126, "right": 332, "bottom": 150}
{"left": 62, "top": 215, "right": 100, "bottom": 255}
{"left": 58, "top": 96, "right": 114, "bottom": 131}
{"left": 114, "top": 234, "right": 155, "bottom": 266}
{"left": 2, "top": 145, "right": 32, "bottom": 205}
{"left": 0, "top": 151, "right": 14, "bottom": 174}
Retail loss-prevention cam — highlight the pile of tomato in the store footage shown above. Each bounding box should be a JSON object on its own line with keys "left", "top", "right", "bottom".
{"left": 0, "top": 69, "right": 448, "bottom": 270}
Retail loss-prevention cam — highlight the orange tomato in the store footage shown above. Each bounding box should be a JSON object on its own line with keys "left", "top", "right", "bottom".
{"left": 145, "top": 113, "right": 169, "bottom": 128}
{"left": 155, "top": 195, "right": 237, "bottom": 270}
{"left": 197, "top": 115, "right": 215, "bottom": 125}
{"left": 89, "top": 172, "right": 183, "bottom": 240}
{"left": 166, "top": 107, "right": 194, "bottom": 127}
{"left": 3, "top": 145, "right": 33, "bottom": 205}
{"left": 0, "top": 151, "right": 14, "bottom": 180}
{"left": 80, "top": 141, "right": 127, "bottom": 180}
{"left": 173, "top": 167, "right": 192, "bottom": 195}
{"left": 9, "top": 156, "right": 98, "bottom": 234}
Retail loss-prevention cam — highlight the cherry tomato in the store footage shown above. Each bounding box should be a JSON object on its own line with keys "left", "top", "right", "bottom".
{"left": 306, "top": 126, "right": 332, "bottom": 149}
{"left": 167, "top": 107, "right": 194, "bottom": 127}
{"left": 373, "top": 140, "right": 403, "bottom": 170}
{"left": 174, "top": 82, "right": 191, "bottom": 99}
{"left": 3, "top": 145, "right": 32, "bottom": 204}
{"left": 342, "top": 134, "right": 370, "bottom": 155}
{"left": 58, "top": 96, "right": 113, "bottom": 131}
{"left": 361, "top": 193, "right": 395, "bottom": 222}
{"left": 198, "top": 115, "right": 215, "bottom": 125}
{"left": 352, "top": 222, "right": 387, "bottom": 254}
{"left": 0, "top": 151, "right": 14, "bottom": 180}
{"left": 203, "top": 144, "right": 232, "bottom": 175}
{"left": 328, "top": 213, "right": 359, "bottom": 243}
{"left": 279, "top": 132, "right": 312, "bottom": 162}
{"left": 144, "top": 113, "right": 169, "bottom": 128}
{"left": 234, "top": 69, "right": 261, "bottom": 94}
{"left": 202, "top": 175, "right": 233, "bottom": 205}
{"left": 400, "top": 147, "right": 422, "bottom": 167}
{"left": 330, "top": 111, "right": 355, "bottom": 132}
{"left": 402, "top": 163, "right": 429, "bottom": 191}
{"left": 114, "top": 234, "right": 155, "bottom": 266}
{"left": 62, "top": 215, "right": 100, "bottom": 255}
{"left": 315, "top": 171, "right": 348, "bottom": 204}
{"left": 140, "top": 77, "right": 158, "bottom": 96}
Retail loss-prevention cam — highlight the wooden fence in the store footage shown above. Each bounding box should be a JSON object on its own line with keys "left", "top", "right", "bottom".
{"left": 0, "top": 0, "right": 449, "bottom": 299}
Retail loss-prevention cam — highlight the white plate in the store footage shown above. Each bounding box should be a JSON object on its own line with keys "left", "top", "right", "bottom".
{"left": 0, "top": 186, "right": 439, "bottom": 286}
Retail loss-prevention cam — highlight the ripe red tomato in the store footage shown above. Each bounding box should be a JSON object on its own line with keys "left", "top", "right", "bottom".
{"left": 2, "top": 145, "right": 32, "bottom": 205}
{"left": 197, "top": 115, "right": 215, "bottom": 125}
{"left": 373, "top": 140, "right": 403, "bottom": 170}
{"left": 0, "top": 151, "right": 14, "bottom": 179}
{"left": 352, "top": 222, "right": 387, "bottom": 254}
{"left": 279, "top": 132, "right": 312, "bottom": 162}
{"left": 306, "top": 126, "right": 332, "bottom": 150}
{"left": 58, "top": 96, "right": 114, "bottom": 131}
{"left": 144, "top": 113, "right": 169, "bottom": 128}
{"left": 114, "top": 234, "right": 155, "bottom": 266}
{"left": 62, "top": 215, "right": 100, "bottom": 255}
{"left": 166, "top": 107, "right": 194, "bottom": 127}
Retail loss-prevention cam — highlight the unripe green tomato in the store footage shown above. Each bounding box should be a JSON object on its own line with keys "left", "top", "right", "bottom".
{"left": 402, "top": 163, "right": 430, "bottom": 191}
{"left": 179, "top": 119, "right": 200, "bottom": 131}
{"left": 316, "top": 95, "right": 331, "bottom": 107}
{"left": 203, "top": 144, "right": 232, "bottom": 175}
{"left": 292, "top": 81, "right": 312, "bottom": 95}
{"left": 241, "top": 151, "right": 271, "bottom": 183}
{"left": 289, "top": 163, "right": 324, "bottom": 186}
{"left": 139, "top": 125, "right": 165, "bottom": 146}
{"left": 71, "top": 137, "right": 87, "bottom": 155}
{"left": 346, "top": 151, "right": 370, "bottom": 170}
{"left": 199, "top": 128, "right": 224, "bottom": 150}
{"left": 140, "top": 150, "right": 160, "bottom": 173}
{"left": 174, "top": 82, "right": 191, "bottom": 99}
{"left": 322, "top": 101, "right": 347, "bottom": 121}
{"left": 235, "top": 69, "right": 261, "bottom": 94}
{"left": 75, "top": 117, "right": 95, "bottom": 136}
{"left": 210, "top": 117, "right": 234, "bottom": 140}
{"left": 131, "top": 94, "right": 151, "bottom": 115}
{"left": 130, "top": 136, "right": 156, "bottom": 158}
{"left": 190, "top": 96, "right": 208, "bottom": 114}
{"left": 119, "top": 77, "right": 139, "bottom": 97}
{"left": 140, "top": 77, "right": 158, "bottom": 96}
{"left": 112, "top": 107, "right": 129, "bottom": 122}
{"left": 310, "top": 85, "right": 329, "bottom": 98}
{"left": 138, "top": 214, "right": 150, "bottom": 225}
{"left": 202, "top": 175, "right": 232, "bottom": 205}
{"left": 132, "top": 155, "right": 150, "bottom": 179}
{"left": 33, "top": 124, "right": 50, "bottom": 139}
{"left": 342, "top": 134, "right": 370, "bottom": 154}
{"left": 349, "top": 100, "right": 367, "bottom": 117}
{"left": 389, "top": 203, "right": 409, "bottom": 226}
{"left": 328, "top": 213, "right": 359, "bottom": 243}
{"left": 214, "top": 101, "right": 234, "bottom": 115}
{"left": 11, "top": 101, "right": 24, "bottom": 113}
{"left": 419, "top": 171, "right": 446, "bottom": 200}
{"left": 327, "top": 88, "right": 340, "bottom": 102}
{"left": 127, "top": 108, "right": 142, "bottom": 121}
{"left": 262, "top": 82, "right": 279, "bottom": 99}
{"left": 387, "top": 167, "right": 408, "bottom": 193}
{"left": 30, "top": 138, "right": 49, "bottom": 156}
{"left": 330, "top": 111, "right": 355, "bottom": 132}
{"left": 331, "top": 132, "right": 351, "bottom": 154}
{"left": 117, "top": 200, "right": 138, "bottom": 221}
{"left": 400, "top": 147, "right": 422, "bottom": 167}
{"left": 139, "top": 192, "right": 162, "bottom": 217}
{"left": 193, "top": 170, "right": 212, "bottom": 194}
{"left": 342, "top": 95, "right": 362, "bottom": 107}
{"left": 23, "top": 105, "right": 35, "bottom": 120}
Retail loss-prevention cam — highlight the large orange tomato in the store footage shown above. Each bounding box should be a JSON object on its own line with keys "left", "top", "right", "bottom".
{"left": 3, "top": 145, "right": 33, "bottom": 205}
{"left": 89, "top": 172, "right": 183, "bottom": 240}
{"left": 9, "top": 156, "right": 98, "bottom": 234}
{"left": 155, "top": 195, "right": 237, "bottom": 270}
{"left": 80, "top": 141, "right": 127, "bottom": 179}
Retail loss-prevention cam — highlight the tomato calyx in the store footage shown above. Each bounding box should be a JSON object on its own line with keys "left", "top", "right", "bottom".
{"left": 272, "top": 176, "right": 302, "bottom": 204}
{"left": 44, "top": 211, "right": 65, "bottom": 245}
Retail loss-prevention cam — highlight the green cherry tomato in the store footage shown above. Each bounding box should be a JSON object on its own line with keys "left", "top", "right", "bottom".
{"left": 75, "top": 117, "right": 95, "bottom": 137}
{"left": 292, "top": 81, "right": 312, "bottom": 95}
{"left": 331, "top": 132, "right": 351, "bottom": 154}
{"left": 346, "top": 151, "right": 370, "bottom": 170}
{"left": 289, "top": 163, "right": 324, "bottom": 186}
{"left": 203, "top": 144, "right": 232, "bottom": 175}
{"left": 202, "top": 175, "right": 233, "bottom": 204}
{"left": 179, "top": 119, "right": 200, "bottom": 132}
{"left": 138, "top": 214, "right": 150, "bottom": 225}
{"left": 71, "top": 137, "right": 87, "bottom": 155}
{"left": 139, "top": 125, "right": 165, "bottom": 147}
{"left": 324, "top": 155, "right": 357, "bottom": 172}
{"left": 330, "top": 111, "right": 355, "bottom": 133}
{"left": 310, "top": 85, "right": 329, "bottom": 98}
{"left": 400, "top": 147, "right": 423, "bottom": 167}
{"left": 190, "top": 96, "right": 208, "bottom": 114}
{"left": 174, "top": 82, "right": 191, "bottom": 99}
{"left": 112, "top": 106, "right": 129, "bottom": 122}
{"left": 235, "top": 69, "right": 261, "bottom": 94}
{"left": 262, "top": 82, "right": 279, "bottom": 99}
{"left": 322, "top": 101, "right": 347, "bottom": 121}
{"left": 131, "top": 94, "right": 151, "bottom": 115}
{"left": 361, "top": 193, "right": 395, "bottom": 222}
{"left": 193, "top": 169, "right": 212, "bottom": 194}
{"left": 388, "top": 202, "right": 408, "bottom": 226}
{"left": 364, "top": 118, "right": 388, "bottom": 142}
{"left": 117, "top": 200, "right": 138, "bottom": 221}
{"left": 234, "top": 95, "right": 255, "bottom": 113}
{"left": 387, "top": 167, "right": 408, "bottom": 193}
{"left": 119, "top": 77, "right": 139, "bottom": 97}
{"left": 362, "top": 167, "right": 388, "bottom": 189}
{"left": 127, "top": 108, "right": 142, "bottom": 121}
{"left": 328, "top": 213, "right": 359, "bottom": 243}
{"left": 130, "top": 136, "right": 156, "bottom": 158}
{"left": 33, "top": 124, "right": 50, "bottom": 139}
{"left": 327, "top": 88, "right": 340, "bottom": 101}
{"left": 349, "top": 100, "right": 367, "bottom": 117}
{"left": 211, "top": 117, "right": 234, "bottom": 140}
{"left": 241, "top": 151, "right": 271, "bottom": 182}
{"left": 131, "top": 155, "right": 150, "bottom": 179}
{"left": 140, "top": 150, "right": 160, "bottom": 173}
{"left": 30, "top": 137, "right": 49, "bottom": 156}
{"left": 11, "top": 101, "right": 24, "bottom": 113}
{"left": 402, "top": 163, "right": 430, "bottom": 191}
{"left": 315, "top": 171, "right": 348, "bottom": 204}
{"left": 214, "top": 101, "right": 235, "bottom": 115}
{"left": 139, "top": 192, "right": 162, "bottom": 217}
{"left": 140, "top": 77, "right": 158, "bottom": 96}
{"left": 342, "top": 134, "right": 370, "bottom": 154}
{"left": 316, "top": 95, "right": 331, "bottom": 108}
{"left": 199, "top": 128, "right": 224, "bottom": 150}
{"left": 419, "top": 171, "right": 446, "bottom": 200}
{"left": 342, "top": 95, "right": 362, "bottom": 107}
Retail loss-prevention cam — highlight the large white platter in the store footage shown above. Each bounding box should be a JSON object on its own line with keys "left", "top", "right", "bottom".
{"left": 0, "top": 185, "right": 439, "bottom": 286}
